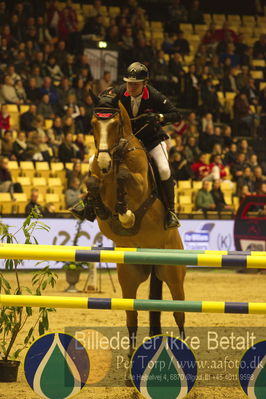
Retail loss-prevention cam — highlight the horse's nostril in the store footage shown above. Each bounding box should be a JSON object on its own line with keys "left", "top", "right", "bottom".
{"left": 102, "top": 168, "right": 108, "bottom": 174}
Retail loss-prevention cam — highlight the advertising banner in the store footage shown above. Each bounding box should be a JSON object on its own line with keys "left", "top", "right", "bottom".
{"left": 0, "top": 219, "right": 236, "bottom": 270}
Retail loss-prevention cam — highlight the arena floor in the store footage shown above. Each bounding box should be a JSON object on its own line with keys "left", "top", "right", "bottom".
{"left": 1, "top": 269, "right": 265, "bottom": 399}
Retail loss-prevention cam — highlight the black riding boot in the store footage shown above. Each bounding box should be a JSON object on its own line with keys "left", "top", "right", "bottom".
{"left": 161, "top": 177, "right": 180, "bottom": 229}
{"left": 69, "top": 196, "right": 96, "bottom": 222}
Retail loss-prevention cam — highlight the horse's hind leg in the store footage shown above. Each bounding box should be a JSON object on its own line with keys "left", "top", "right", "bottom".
{"left": 156, "top": 266, "right": 186, "bottom": 339}
{"left": 117, "top": 263, "right": 151, "bottom": 357}
{"left": 149, "top": 266, "right": 163, "bottom": 337}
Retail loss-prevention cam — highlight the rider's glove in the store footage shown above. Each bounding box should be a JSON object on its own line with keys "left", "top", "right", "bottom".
{"left": 145, "top": 113, "right": 164, "bottom": 124}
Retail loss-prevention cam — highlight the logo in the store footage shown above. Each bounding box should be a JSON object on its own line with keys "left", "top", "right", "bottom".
{"left": 217, "top": 233, "right": 232, "bottom": 250}
{"left": 184, "top": 223, "right": 214, "bottom": 250}
{"left": 130, "top": 335, "right": 197, "bottom": 399}
{"left": 24, "top": 332, "right": 90, "bottom": 399}
{"left": 239, "top": 340, "right": 266, "bottom": 399}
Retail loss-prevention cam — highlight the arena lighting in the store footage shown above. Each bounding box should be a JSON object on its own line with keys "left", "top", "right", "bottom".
{"left": 98, "top": 41, "right": 107, "bottom": 48}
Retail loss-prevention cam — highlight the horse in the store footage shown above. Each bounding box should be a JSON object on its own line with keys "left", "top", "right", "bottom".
{"left": 87, "top": 101, "right": 186, "bottom": 355}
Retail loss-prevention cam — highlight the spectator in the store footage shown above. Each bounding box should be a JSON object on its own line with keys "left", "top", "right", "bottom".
{"left": 211, "top": 179, "right": 233, "bottom": 212}
{"left": 62, "top": 115, "right": 75, "bottom": 135}
{"left": 169, "top": 52, "right": 183, "bottom": 81}
{"left": 201, "top": 79, "right": 220, "bottom": 118}
{"left": 195, "top": 180, "right": 216, "bottom": 215}
{"left": 253, "top": 166, "right": 266, "bottom": 193}
{"left": 58, "top": 1, "right": 78, "bottom": 42}
{"left": 13, "top": 131, "right": 30, "bottom": 161}
{"left": 213, "top": 126, "right": 225, "bottom": 148}
{"left": 0, "top": 156, "right": 13, "bottom": 194}
{"left": 25, "top": 188, "right": 43, "bottom": 215}
{"left": 257, "top": 181, "right": 266, "bottom": 195}
{"left": 222, "top": 67, "right": 238, "bottom": 92}
{"left": 183, "top": 136, "right": 201, "bottom": 164}
{"left": 25, "top": 77, "right": 40, "bottom": 103}
{"left": 31, "top": 66, "right": 44, "bottom": 88}
{"left": 46, "top": 0, "right": 60, "bottom": 36}
{"left": 58, "top": 132, "right": 79, "bottom": 163}
{"left": 66, "top": 160, "right": 84, "bottom": 188}
{"left": 0, "top": 104, "right": 10, "bottom": 132}
{"left": 15, "top": 79, "right": 28, "bottom": 103}
{"left": 223, "top": 125, "right": 234, "bottom": 149}
{"left": 169, "top": 149, "right": 193, "bottom": 181}
{"left": 247, "top": 153, "right": 259, "bottom": 171}
{"left": 42, "top": 202, "right": 56, "bottom": 217}
{"left": 174, "top": 30, "right": 190, "bottom": 55}
{"left": 188, "top": 0, "right": 204, "bottom": 24}
{"left": 191, "top": 153, "right": 211, "bottom": 180}
{"left": 237, "top": 166, "right": 255, "bottom": 194}
{"left": 37, "top": 94, "right": 55, "bottom": 119}
{"left": 253, "top": 34, "right": 266, "bottom": 59}
{"left": 199, "top": 124, "right": 216, "bottom": 153}
{"left": 239, "top": 184, "right": 252, "bottom": 203}
{"left": 206, "top": 154, "right": 227, "bottom": 181}
{"left": 202, "top": 112, "right": 214, "bottom": 132}
{"left": 39, "top": 76, "right": 58, "bottom": 106}
{"left": 61, "top": 54, "right": 77, "bottom": 81}
{"left": 167, "top": 0, "right": 188, "bottom": 31}
{"left": 238, "top": 138, "right": 253, "bottom": 160}
{"left": 202, "top": 22, "right": 218, "bottom": 47}
{"left": 99, "top": 71, "right": 113, "bottom": 94}
{"left": 224, "top": 142, "right": 238, "bottom": 166}
{"left": 46, "top": 56, "right": 64, "bottom": 81}
{"left": 1, "top": 130, "right": 14, "bottom": 158}
{"left": 75, "top": 106, "right": 92, "bottom": 135}
{"left": 1, "top": 75, "right": 21, "bottom": 104}
{"left": 65, "top": 177, "right": 85, "bottom": 208}
{"left": 233, "top": 93, "right": 254, "bottom": 135}
{"left": 64, "top": 94, "right": 80, "bottom": 119}
{"left": 20, "top": 104, "right": 37, "bottom": 133}
{"left": 230, "top": 152, "right": 248, "bottom": 182}
{"left": 74, "top": 133, "right": 88, "bottom": 161}
{"left": 185, "top": 64, "right": 200, "bottom": 109}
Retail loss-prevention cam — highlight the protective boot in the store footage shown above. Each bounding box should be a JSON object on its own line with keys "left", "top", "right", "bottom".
{"left": 69, "top": 196, "right": 96, "bottom": 222}
{"left": 160, "top": 177, "right": 180, "bottom": 229}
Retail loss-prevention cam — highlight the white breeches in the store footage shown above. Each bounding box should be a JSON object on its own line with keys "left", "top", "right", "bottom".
{"left": 149, "top": 142, "right": 171, "bottom": 181}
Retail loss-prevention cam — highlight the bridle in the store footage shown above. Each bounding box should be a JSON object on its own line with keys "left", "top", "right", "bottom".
{"left": 93, "top": 107, "right": 142, "bottom": 162}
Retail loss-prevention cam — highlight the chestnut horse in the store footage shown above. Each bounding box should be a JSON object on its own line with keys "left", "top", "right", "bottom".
{"left": 87, "top": 101, "right": 185, "bottom": 354}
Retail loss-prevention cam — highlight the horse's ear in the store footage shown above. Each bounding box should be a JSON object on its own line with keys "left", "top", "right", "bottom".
{"left": 119, "top": 101, "right": 132, "bottom": 132}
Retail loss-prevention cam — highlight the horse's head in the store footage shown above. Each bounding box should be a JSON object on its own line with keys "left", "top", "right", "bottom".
{"left": 92, "top": 101, "right": 132, "bottom": 175}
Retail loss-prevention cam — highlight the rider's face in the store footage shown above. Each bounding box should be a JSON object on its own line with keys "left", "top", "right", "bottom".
{"left": 126, "top": 81, "right": 145, "bottom": 97}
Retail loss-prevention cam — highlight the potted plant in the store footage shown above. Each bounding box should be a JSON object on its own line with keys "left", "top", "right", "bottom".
{"left": 63, "top": 262, "right": 84, "bottom": 293}
{"left": 0, "top": 209, "right": 58, "bottom": 382}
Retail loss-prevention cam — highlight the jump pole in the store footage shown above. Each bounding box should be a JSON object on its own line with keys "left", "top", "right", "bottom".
{"left": 0, "top": 295, "right": 266, "bottom": 314}
{"left": 0, "top": 246, "right": 266, "bottom": 268}
{"left": 1, "top": 243, "right": 266, "bottom": 257}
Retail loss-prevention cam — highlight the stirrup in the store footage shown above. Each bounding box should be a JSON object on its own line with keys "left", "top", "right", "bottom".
{"left": 165, "top": 210, "right": 181, "bottom": 229}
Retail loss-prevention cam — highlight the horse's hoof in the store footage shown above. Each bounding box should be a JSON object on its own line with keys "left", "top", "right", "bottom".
{"left": 125, "top": 366, "right": 133, "bottom": 386}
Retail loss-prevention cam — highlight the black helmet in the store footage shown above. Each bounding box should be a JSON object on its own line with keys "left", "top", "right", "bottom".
{"left": 123, "top": 62, "right": 149, "bottom": 82}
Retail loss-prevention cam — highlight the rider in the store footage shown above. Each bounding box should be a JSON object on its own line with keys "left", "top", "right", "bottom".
{"left": 72, "top": 62, "right": 182, "bottom": 229}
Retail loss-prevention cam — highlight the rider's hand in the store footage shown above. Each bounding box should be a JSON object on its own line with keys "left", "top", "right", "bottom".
{"left": 145, "top": 113, "right": 163, "bottom": 124}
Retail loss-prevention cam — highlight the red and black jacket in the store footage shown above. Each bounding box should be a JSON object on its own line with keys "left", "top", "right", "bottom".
{"left": 99, "top": 84, "right": 182, "bottom": 150}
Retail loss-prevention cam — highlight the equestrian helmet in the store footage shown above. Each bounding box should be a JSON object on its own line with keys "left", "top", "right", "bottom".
{"left": 123, "top": 62, "right": 149, "bottom": 82}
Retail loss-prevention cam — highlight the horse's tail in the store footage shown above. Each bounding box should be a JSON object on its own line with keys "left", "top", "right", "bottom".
{"left": 149, "top": 266, "right": 163, "bottom": 336}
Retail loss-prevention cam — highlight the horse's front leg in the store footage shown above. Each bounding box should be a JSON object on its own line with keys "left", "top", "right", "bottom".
{"left": 115, "top": 166, "right": 136, "bottom": 228}
{"left": 87, "top": 175, "right": 110, "bottom": 220}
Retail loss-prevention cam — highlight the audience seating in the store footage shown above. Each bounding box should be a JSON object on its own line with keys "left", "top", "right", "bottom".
{"left": 12, "top": 193, "right": 27, "bottom": 214}
{"left": 0, "top": 193, "right": 13, "bottom": 213}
